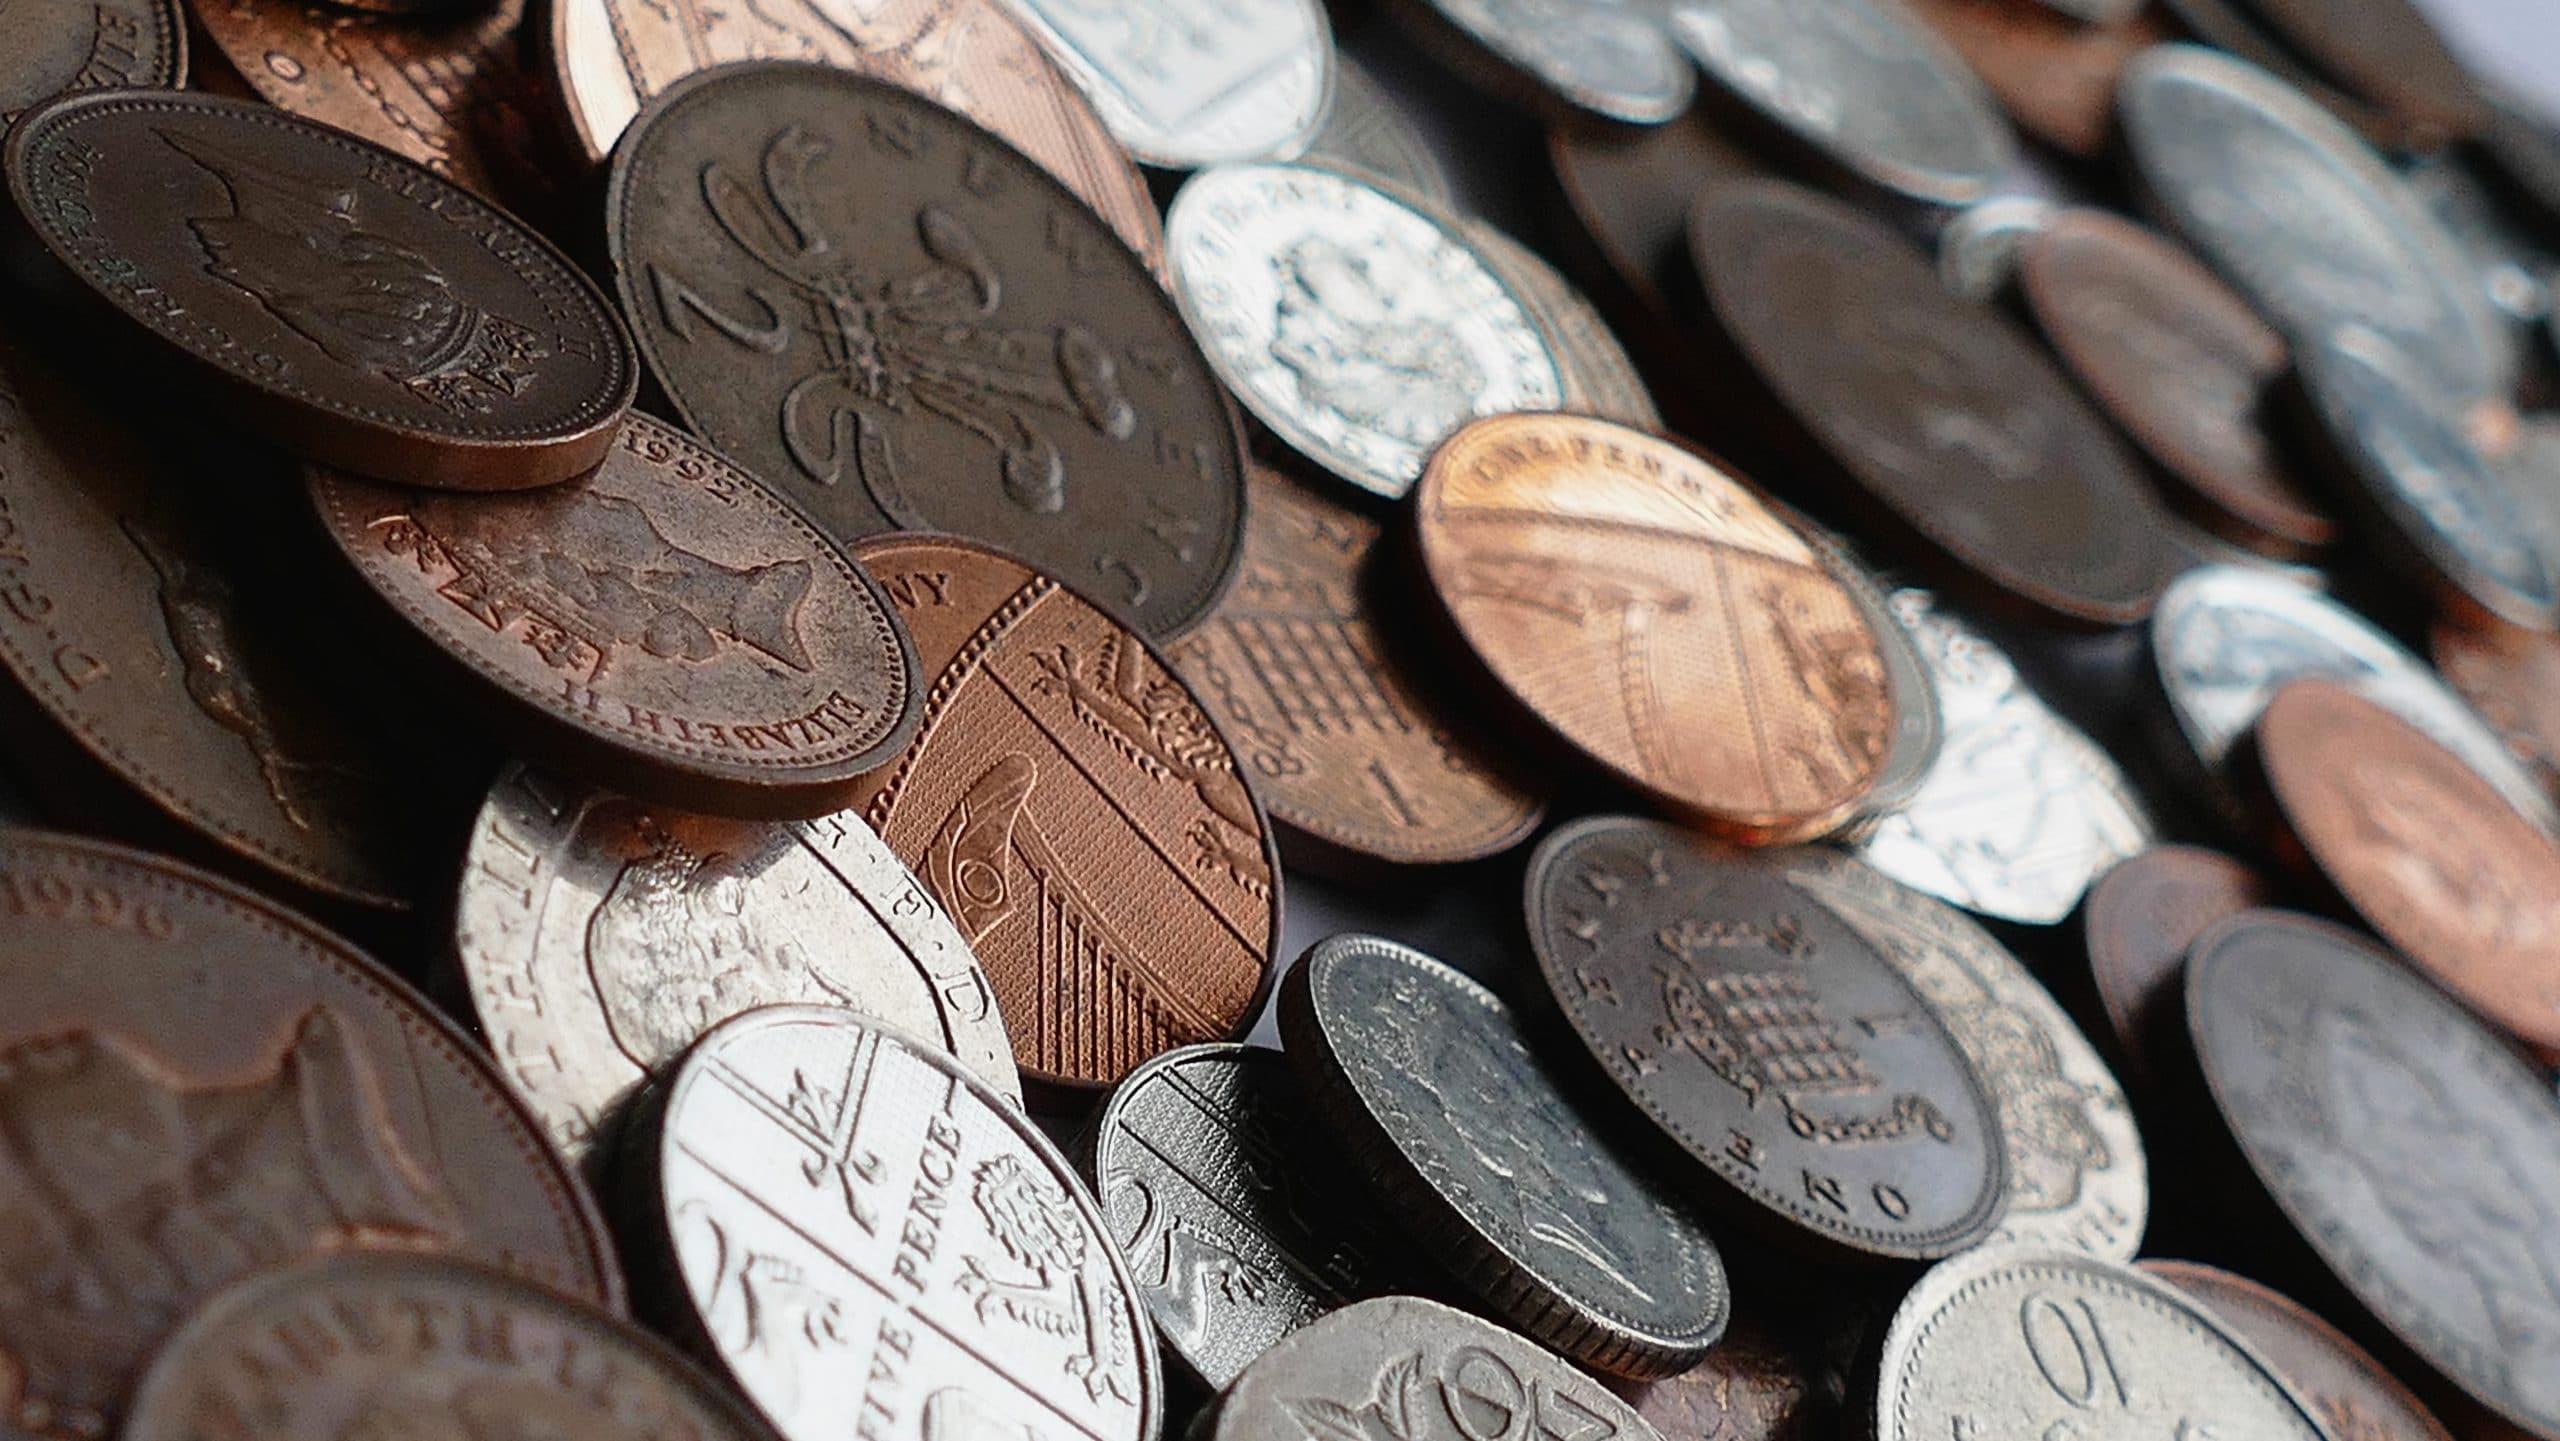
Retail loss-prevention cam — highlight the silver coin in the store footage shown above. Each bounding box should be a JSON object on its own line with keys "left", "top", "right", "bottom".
{"left": 1092, "top": 1044, "right": 1413, "bottom": 1389}
{"left": 2148, "top": 564, "right": 2560, "bottom": 835}
{"left": 648, "top": 1005, "right": 1157, "bottom": 1441}
{"left": 2403, "top": 151, "right": 2554, "bottom": 328}
{"left": 1667, "top": 0, "right": 2016, "bottom": 208}
{"left": 1278, "top": 934, "right": 1729, "bottom": 1378}
{"left": 1168, "top": 165, "right": 1562, "bottom": 499}
{"left": 1936, "top": 196, "right": 2054, "bottom": 301}
{"left": 1783, "top": 854, "right": 2147, "bottom": 1260}
{"left": 1003, "top": 0, "right": 1335, "bottom": 168}
{"left": 1856, "top": 589, "right": 2152, "bottom": 926}
{"left": 1298, "top": 57, "right": 1454, "bottom": 204}
{"left": 454, "top": 766, "right": 1019, "bottom": 1162}
{"left": 1457, "top": 218, "right": 1660, "bottom": 430}
{"left": 2118, "top": 44, "right": 2507, "bottom": 406}
{"left": 1205, "top": 1296, "right": 1667, "bottom": 1441}
{"left": 1406, "top": 0, "right": 1693, "bottom": 124}
{"left": 1876, "top": 1248, "right": 2332, "bottom": 1441}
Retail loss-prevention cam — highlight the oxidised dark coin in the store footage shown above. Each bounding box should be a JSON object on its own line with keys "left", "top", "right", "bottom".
{"left": 310, "top": 414, "right": 922, "bottom": 820}
{"left": 1280, "top": 934, "right": 1730, "bottom": 1378}
{"left": 0, "top": 828, "right": 619, "bottom": 1441}
{"left": 1607, "top": 1315, "right": 1834, "bottom": 1441}
{"left": 2188, "top": 909, "right": 2560, "bottom": 1440}
{"left": 2080, "top": 847, "right": 2267, "bottom": 1087}
{"left": 2, "top": 90, "right": 634, "bottom": 491}
{"left": 2231, "top": 0, "right": 2485, "bottom": 141}
{"left": 120, "top": 1255, "right": 780, "bottom": 1441}
{"left": 606, "top": 61, "right": 1244, "bottom": 639}
{"left": 1545, "top": 108, "right": 1766, "bottom": 324}
{"left": 2140, "top": 1262, "right": 2459, "bottom": 1441}
{"left": 0, "top": 0, "right": 179, "bottom": 124}
{"left": 1689, "top": 180, "right": 2182, "bottom": 627}
{"left": 1092, "top": 1043, "right": 1418, "bottom": 1389}
{"left": 1523, "top": 816, "right": 2008, "bottom": 1262}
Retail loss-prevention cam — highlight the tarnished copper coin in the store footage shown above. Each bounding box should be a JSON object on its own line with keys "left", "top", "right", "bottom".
{"left": 2253, "top": 679, "right": 2560, "bottom": 1056}
{"left": 846, "top": 534, "right": 1280, "bottom": 1091}
{"left": 1690, "top": 181, "right": 2182, "bottom": 627}
{"left": 1545, "top": 108, "right": 1767, "bottom": 322}
{"left": 2234, "top": 0, "right": 2485, "bottom": 142}
{"left": 1417, "top": 412, "right": 1894, "bottom": 842}
{"left": 2141, "top": 1262, "right": 2458, "bottom": 1441}
{"left": 2080, "top": 846, "right": 2267, "bottom": 1085}
{"left": 1899, "top": 0, "right": 2165, "bottom": 158}
{"left": 2434, "top": 618, "right": 2560, "bottom": 802}
{"left": 0, "top": 828, "right": 618, "bottom": 1441}
{"left": 2018, "top": 210, "right": 2333, "bottom": 557}
{"left": 0, "top": 0, "right": 179, "bottom": 124}
{"left": 1167, "top": 462, "right": 1544, "bottom": 866}
{"left": 609, "top": 62, "right": 1241, "bottom": 639}
{"left": 548, "top": 0, "right": 1161, "bottom": 267}
{"left": 121, "top": 1255, "right": 779, "bottom": 1441}
{"left": 3, "top": 90, "right": 633, "bottom": 491}
{"left": 310, "top": 413, "right": 922, "bottom": 820}
{"left": 1607, "top": 1317, "right": 1834, "bottom": 1441}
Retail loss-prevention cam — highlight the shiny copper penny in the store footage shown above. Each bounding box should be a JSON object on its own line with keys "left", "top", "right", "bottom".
{"left": 2433, "top": 619, "right": 2560, "bottom": 803}
{"left": 1416, "top": 411, "right": 1894, "bottom": 842}
{"left": 2253, "top": 678, "right": 2560, "bottom": 1055}
{"left": 310, "top": 413, "right": 923, "bottom": 820}
{"left": 1899, "top": 0, "right": 2166, "bottom": 159}
{"left": 846, "top": 534, "right": 1281, "bottom": 1092}
{"left": 546, "top": 0, "right": 1161, "bottom": 269}
{"left": 0, "top": 828, "right": 618, "bottom": 1441}
{"left": 1167, "top": 462, "right": 1545, "bottom": 867}
{"left": 2081, "top": 846, "right": 2267, "bottom": 1085}
{"left": 2141, "top": 1262, "right": 2457, "bottom": 1441}
{"left": 2, "top": 90, "right": 633, "bottom": 491}
{"left": 0, "top": 0, "right": 180, "bottom": 124}
{"left": 2018, "top": 210, "right": 2334, "bottom": 556}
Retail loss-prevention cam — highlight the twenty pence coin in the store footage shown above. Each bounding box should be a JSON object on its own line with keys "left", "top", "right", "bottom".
{"left": 2140, "top": 1261, "right": 2458, "bottom": 1441}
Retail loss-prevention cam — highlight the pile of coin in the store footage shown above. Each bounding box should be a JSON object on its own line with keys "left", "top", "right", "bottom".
{"left": 8, "top": 0, "right": 2560, "bottom": 1435}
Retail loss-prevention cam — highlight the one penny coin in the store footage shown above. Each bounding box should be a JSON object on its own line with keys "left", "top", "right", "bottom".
{"left": 608, "top": 62, "right": 1240, "bottom": 639}
{"left": 2018, "top": 210, "right": 2334, "bottom": 556}
{"left": 1281, "top": 934, "right": 1730, "bottom": 1377}
{"left": 2253, "top": 679, "right": 2560, "bottom": 1055}
{"left": 2433, "top": 618, "right": 2560, "bottom": 802}
{"left": 2080, "top": 846, "right": 2267, "bottom": 1086}
{"left": 1690, "top": 181, "right": 2182, "bottom": 627}
{"left": 310, "top": 414, "right": 923, "bottom": 820}
{"left": 0, "top": 828, "right": 619, "bottom": 1441}
{"left": 2186, "top": 909, "right": 2560, "bottom": 1439}
{"left": 120, "top": 1255, "right": 779, "bottom": 1441}
{"left": 0, "top": 0, "right": 180, "bottom": 125}
{"left": 1898, "top": 0, "right": 2166, "bottom": 159}
{"left": 1167, "top": 461, "right": 1544, "bottom": 866}
{"left": 1416, "top": 412, "right": 1896, "bottom": 842}
{"left": 3, "top": 90, "right": 633, "bottom": 491}
{"left": 1524, "top": 817, "right": 2009, "bottom": 1263}
{"left": 846, "top": 534, "right": 1280, "bottom": 1092}
{"left": 2140, "top": 1261, "right": 2458, "bottom": 1441}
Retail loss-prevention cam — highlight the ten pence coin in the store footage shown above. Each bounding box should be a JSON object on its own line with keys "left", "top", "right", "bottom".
{"left": 0, "top": 828, "right": 619, "bottom": 1441}
{"left": 608, "top": 62, "right": 1241, "bottom": 640}
{"left": 2, "top": 90, "right": 633, "bottom": 491}
{"left": 1523, "top": 817, "right": 2008, "bottom": 1263}
{"left": 1000, "top": 0, "right": 1333, "bottom": 167}
{"left": 846, "top": 534, "right": 1281, "bottom": 1092}
{"left": 2080, "top": 847, "right": 2268, "bottom": 1086}
{"left": 1898, "top": 0, "right": 2165, "bottom": 159}
{"left": 310, "top": 414, "right": 923, "bottom": 820}
{"left": 2140, "top": 1261, "right": 2459, "bottom": 1441}
{"left": 119, "top": 1255, "right": 781, "bottom": 1441}
{"left": 0, "top": 0, "right": 179, "bottom": 126}
{"left": 1415, "top": 412, "right": 1896, "bottom": 842}
{"left": 453, "top": 764, "right": 1018, "bottom": 1164}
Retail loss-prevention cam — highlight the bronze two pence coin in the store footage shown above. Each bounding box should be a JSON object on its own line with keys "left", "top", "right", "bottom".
{"left": 607, "top": 61, "right": 1242, "bottom": 640}
{"left": 2081, "top": 846, "right": 2268, "bottom": 1086}
{"left": 0, "top": 0, "right": 180, "bottom": 124}
{"left": 310, "top": 413, "right": 922, "bottom": 820}
{"left": 2018, "top": 210, "right": 2334, "bottom": 557}
{"left": 120, "top": 1255, "right": 780, "bottom": 1441}
{"left": 847, "top": 534, "right": 1280, "bottom": 1092}
{"left": 1897, "top": 0, "right": 2166, "bottom": 159}
{"left": 2141, "top": 1261, "right": 2458, "bottom": 1441}
{"left": 2186, "top": 909, "right": 2560, "bottom": 1438}
{"left": 1690, "top": 180, "right": 2182, "bottom": 627}
{"left": 1416, "top": 412, "right": 1897, "bottom": 843}
{"left": 2252, "top": 679, "right": 2560, "bottom": 1056}
{"left": 0, "top": 828, "right": 618, "bottom": 1441}
{"left": 1167, "top": 461, "right": 1545, "bottom": 867}
{"left": 1524, "top": 816, "right": 2009, "bottom": 1263}
{"left": 2, "top": 91, "right": 634, "bottom": 491}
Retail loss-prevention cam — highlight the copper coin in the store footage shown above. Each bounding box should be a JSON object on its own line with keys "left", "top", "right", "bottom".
{"left": 1607, "top": 1316, "right": 1835, "bottom": 1441}
{"left": 1689, "top": 180, "right": 2183, "bottom": 627}
{"left": 545, "top": 0, "right": 1161, "bottom": 269}
{"left": 607, "top": 62, "right": 1242, "bottom": 640}
{"left": 120, "top": 1255, "right": 779, "bottom": 1441}
{"left": 1416, "top": 411, "right": 1895, "bottom": 841}
{"left": 2018, "top": 209, "right": 2334, "bottom": 557}
{"left": 2433, "top": 619, "right": 2560, "bottom": 803}
{"left": 2081, "top": 846, "right": 2267, "bottom": 1085}
{"left": 2, "top": 90, "right": 632, "bottom": 491}
{"left": 0, "top": 0, "right": 180, "bottom": 124}
{"left": 2150, "top": 0, "right": 2429, "bottom": 151}
{"left": 309, "top": 413, "right": 923, "bottom": 820}
{"left": 846, "top": 534, "right": 1280, "bottom": 1091}
{"left": 1166, "top": 461, "right": 1545, "bottom": 866}
{"left": 1546, "top": 107, "right": 1766, "bottom": 322}
{"left": 2141, "top": 1262, "right": 2458, "bottom": 1441}
{"left": 2253, "top": 678, "right": 2560, "bottom": 1055}
{"left": 2233, "top": 0, "right": 2485, "bottom": 142}
{"left": 1899, "top": 0, "right": 2165, "bottom": 159}
{"left": 0, "top": 828, "right": 618, "bottom": 1441}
